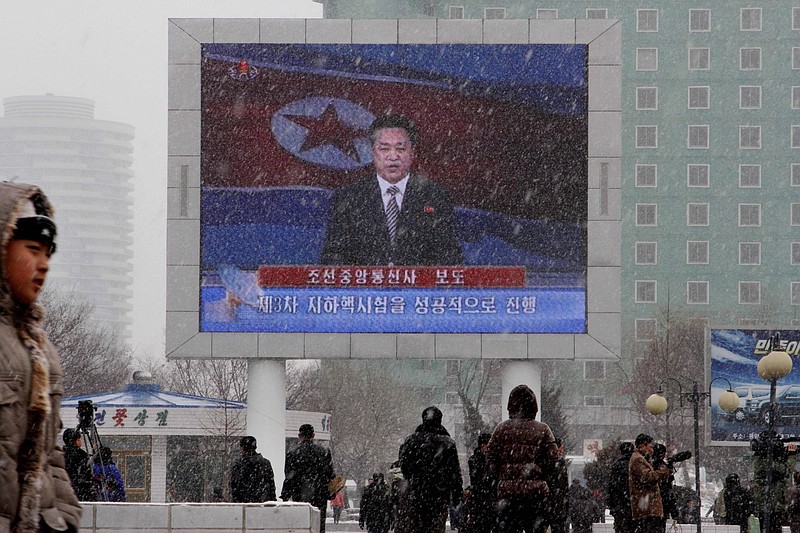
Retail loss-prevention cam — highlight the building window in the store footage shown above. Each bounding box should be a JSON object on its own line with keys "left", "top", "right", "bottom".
{"left": 793, "top": 125, "right": 800, "bottom": 148}
{"left": 740, "top": 126, "right": 761, "bottom": 149}
{"left": 793, "top": 48, "right": 800, "bottom": 69}
{"left": 537, "top": 9, "right": 558, "bottom": 19}
{"left": 636, "top": 204, "right": 657, "bottom": 226}
{"left": 687, "top": 241, "right": 710, "bottom": 264}
{"left": 635, "top": 280, "right": 657, "bottom": 303}
{"left": 793, "top": 164, "right": 800, "bottom": 187}
{"left": 739, "top": 165, "right": 761, "bottom": 188}
{"left": 794, "top": 8, "right": 800, "bottom": 30}
{"left": 739, "top": 242, "right": 761, "bottom": 265}
{"left": 690, "top": 9, "right": 710, "bottom": 32}
{"left": 792, "top": 242, "right": 800, "bottom": 265}
{"left": 637, "top": 9, "right": 659, "bottom": 32}
{"left": 636, "top": 318, "right": 656, "bottom": 341}
{"left": 446, "top": 360, "right": 461, "bottom": 376}
{"left": 637, "top": 87, "right": 658, "bottom": 110}
{"left": 739, "top": 318, "right": 763, "bottom": 327}
{"left": 688, "top": 204, "right": 710, "bottom": 226}
{"left": 445, "top": 392, "right": 460, "bottom": 404}
{"left": 422, "top": 0, "right": 435, "bottom": 17}
{"left": 793, "top": 282, "right": 800, "bottom": 306}
{"left": 740, "top": 86, "right": 762, "bottom": 109}
{"left": 687, "top": 281, "right": 709, "bottom": 305}
{"left": 484, "top": 7, "right": 506, "bottom": 19}
{"left": 793, "top": 87, "right": 800, "bottom": 109}
{"left": 740, "top": 8, "right": 762, "bottom": 31}
{"left": 637, "top": 49, "right": 658, "bottom": 71}
{"left": 688, "top": 125, "right": 709, "bottom": 149}
{"left": 688, "top": 164, "right": 710, "bottom": 188}
{"left": 584, "top": 361, "right": 606, "bottom": 380}
{"left": 636, "top": 242, "right": 657, "bottom": 265}
{"left": 739, "top": 281, "right": 761, "bottom": 304}
{"left": 740, "top": 48, "right": 762, "bottom": 70}
{"left": 637, "top": 126, "right": 658, "bottom": 148}
{"left": 688, "top": 86, "right": 710, "bottom": 109}
{"left": 689, "top": 48, "right": 710, "bottom": 70}
{"left": 587, "top": 9, "right": 607, "bottom": 19}
{"left": 636, "top": 164, "right": 657, "bottom": 187}
{"left": 584, "top": 396, "right": 606, "bottom": 407}
{"left": 739, "top": 204, "right": 761, "bottom": 227}
{"left": 793, "top": 204, "right": 800, "bottom": 226}
{"left": 449, "top": 6, "right": 464, "bottom": 19}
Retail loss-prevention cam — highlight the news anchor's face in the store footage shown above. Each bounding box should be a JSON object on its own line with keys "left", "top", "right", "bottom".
{"left": 372, "top": 127, "right": 415, "bottom": 184}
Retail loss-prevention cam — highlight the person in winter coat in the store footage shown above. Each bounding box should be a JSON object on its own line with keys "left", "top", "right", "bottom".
{"left": 0, "top": 183, "right": 82, "bottom": 533}
{"left": 331, "top": 488, "right": 345, "bottom": 524}
{"left": 93, "top": 447, "right": 126, "bottom": 502}
{"left": 359, "top": 473, "right": 393, "bottom": 533}
{"left": 569, "top": 481, "right": 601, "bottom": 533}
{"left": 628, "top": 434, "right": 670, "bottom": 533}
{"left": 487, "top": 384, "right": 559, "bottom": 533}
{"left": 651, "top": 443, "right": 676, "bottom": 528}
{"left": 722, "top": 473, "right": 753, "bottom": 533}
{"left": 787, "top": 472, "right": 800, "bottom": 533}
{"left": 607, "top": 442, "right": 634, "bottom": 533}
{"left": 397, "top": 406, "right": 463, "bottom": 533}
{"left": 230, "top": 436, "right": 276, "bottom": 503}
{"left": 545, "top": 438, "right": 570, "bottom": 533}
{"left": 281, "top": 424, "right": 335, "bottom": 533}
{"left": 467, "top": 432, "right": 496, "bottom": 533}
{"left": 62, "top": 428, "right": 95, "bottom": 502}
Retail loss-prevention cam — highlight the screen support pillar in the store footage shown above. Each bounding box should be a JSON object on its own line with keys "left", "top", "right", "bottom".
{"left": 501, "top": 361, "right": 542, "bottom": 421}
{"left": 247, "top": 359, "right": 286, "bottom": 494}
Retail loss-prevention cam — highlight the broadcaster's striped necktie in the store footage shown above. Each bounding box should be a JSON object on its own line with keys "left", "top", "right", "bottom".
{"left": 386, "top": 185, "right": 400, "bottom": 247}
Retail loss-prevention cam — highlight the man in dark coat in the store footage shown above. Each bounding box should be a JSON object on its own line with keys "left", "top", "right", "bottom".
{"left": 360, "top": 473, "right": 393, "bottom": 533}
{"left": 722, "top": 473, "right": 753, "bottom": 533}
{"left": 230, "top": 435, "right": 276, "bottom": 503}
{"left": 468, "top": 432, "right": 496, "bottom": 533}
{"left": 281, "top": 424, "right": 336, "bottom": 533}
{"left": 651, "top": 443, "right": 676, "bottom": 529}
{"left": 545, "top": 438, "right": 570, "bottom": 533}
{"left": 63, "top": 428, "right": 96, "bottom": 501}
{"left": 487, "top": 384, "right": 559, "bottom": 533}
{"left": 320, "top": 114, "right": 463, "bottom": 266}
{"left": 397, "top": 405, "right": 463, "bottom": 533}
{"left": 607, "top": 442, "right": 634, "bottom": 533}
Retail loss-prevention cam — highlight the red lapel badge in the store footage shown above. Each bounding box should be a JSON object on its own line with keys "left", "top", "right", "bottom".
{"left": 424, "top": 206, "right": 435, "bottom": 213}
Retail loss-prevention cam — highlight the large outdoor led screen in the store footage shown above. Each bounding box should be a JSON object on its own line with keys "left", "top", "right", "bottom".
{"left": 710, "top": 328, "right": 800, "bottom": 445}
{"left": 200, "top": 43, "right": 588, "bottom": 334}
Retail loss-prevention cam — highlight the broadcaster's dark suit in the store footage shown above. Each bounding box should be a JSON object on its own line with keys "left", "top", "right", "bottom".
{"left": 320, "top": 174, "right": 463, "bottom": 266}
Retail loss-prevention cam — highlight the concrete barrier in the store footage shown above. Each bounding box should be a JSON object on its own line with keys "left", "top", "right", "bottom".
{"left": 78, "top": 502, "right": 320, "bottom": 533}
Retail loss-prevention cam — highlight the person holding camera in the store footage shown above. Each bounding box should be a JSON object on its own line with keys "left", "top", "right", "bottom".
{"left": 628, "top": 434, "right": 670, "bottom": 533}
{"left": 651, "top": 444, "right": 677, "bottom": 529}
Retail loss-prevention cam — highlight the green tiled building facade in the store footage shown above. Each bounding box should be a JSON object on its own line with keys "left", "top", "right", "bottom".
{"left": 313, "top": 0, "right": 800, "bottom": 450}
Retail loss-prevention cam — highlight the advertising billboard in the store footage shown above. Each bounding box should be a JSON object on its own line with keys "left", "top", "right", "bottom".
{"left": 709, "top": 328, "right": 800, "bottom": 445}
{"left": 200, "top": 43, "right": 588, "bottom": 334}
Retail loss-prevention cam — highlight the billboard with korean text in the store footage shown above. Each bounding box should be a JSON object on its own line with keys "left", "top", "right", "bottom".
{"left": 200, "top": 43, "right": 588, "bottom": 334}
{"left": 709, "top": 329, "right": 800, "bottom": 445}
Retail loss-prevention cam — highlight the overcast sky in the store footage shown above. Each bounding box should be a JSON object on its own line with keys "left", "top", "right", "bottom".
{"left": 0, "top": 0, "right": 323, "bottom": 360}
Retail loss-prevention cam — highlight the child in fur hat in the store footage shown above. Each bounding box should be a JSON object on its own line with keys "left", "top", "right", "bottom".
{"left": 0, "top": 182, "right": 81, "bottom": 532}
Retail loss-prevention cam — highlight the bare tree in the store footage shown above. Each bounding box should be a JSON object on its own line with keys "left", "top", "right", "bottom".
{"left": 288, "top": 360, "right": 420, "bottom": 484}
{"left": 39, "top": 288, "right": 132, "bottom": 396}
{"left": 625, "top": 301, "right": 705, "bottom": 451}
{"left": 450, "top": 360, "right": 502, "bottom": 450}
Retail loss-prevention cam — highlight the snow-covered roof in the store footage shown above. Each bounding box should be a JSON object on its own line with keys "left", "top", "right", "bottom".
{"left": 62, "top": 382, "right": 246, "bottom": 410}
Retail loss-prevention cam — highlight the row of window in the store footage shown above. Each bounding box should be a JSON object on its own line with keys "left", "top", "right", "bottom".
{"left": 635, "top": 8, "right": 800, "bottom": 33}
{"left": 635, "top": 203, "right": 800, "bottom": 227}
{"left": 635, "top": 241, "right": 800, "bottom": 266}
{"left": 634, "top": 280, "right": 800, "bottom": 305}
{"left": 635, "top": 125, "right": 800, "bottom": 149}
{"left": 636, "top": 47, "right": 800, "bottom": 71}
{"left": 442, "top": 6, "right": 800, "bottom": 31}
{"left": 635, "top": 163, "right": 800, "bottom": 189}
{"left": 636, "top": 86, "right": 800, "bottom": 111}
{"left": 635, "top": 316, "right": 800, "bottom": 341}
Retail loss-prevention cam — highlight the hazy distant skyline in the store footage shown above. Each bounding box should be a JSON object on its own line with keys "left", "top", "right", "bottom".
{"left": 0, "top": 0, "right": 322, "bottom": 360}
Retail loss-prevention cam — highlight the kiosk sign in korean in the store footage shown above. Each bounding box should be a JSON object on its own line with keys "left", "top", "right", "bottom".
{"left": 200, "top": 44, "right": 588, "bottom": 333}
{"left": 710, "top": 329, "right": 800, "bottom": 445}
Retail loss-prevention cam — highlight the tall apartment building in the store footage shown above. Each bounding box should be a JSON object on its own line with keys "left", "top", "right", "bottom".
{"left": 312, "top": 0, "right": 800, "bottom": 450}
{"left": 0, "top": 94, "right": 135, "bottom": 340}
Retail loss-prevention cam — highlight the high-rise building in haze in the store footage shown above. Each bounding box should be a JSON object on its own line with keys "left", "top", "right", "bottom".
{"left": 0, "top": 94, "right": 134, "bottom": 340}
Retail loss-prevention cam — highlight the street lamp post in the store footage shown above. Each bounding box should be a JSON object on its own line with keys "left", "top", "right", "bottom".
{"left": 756, "top": 333, "right": 793, "bottom": 533}
{"left": 646, "top": 378, "right": 740, "bottom": 533}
